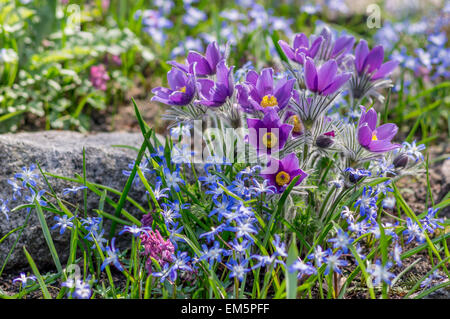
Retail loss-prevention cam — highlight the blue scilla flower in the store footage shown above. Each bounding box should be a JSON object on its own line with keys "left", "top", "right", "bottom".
{"left": 51, "top": 215, "right": 74, "bottom": 235}
{"left": 119, "top": 225, "right": 151, "bottom": 237}
{"left": 167, "top": 222, "right": 184, "bottom": 244}
{"left": 0, "top": 199, "right": 10, "bottom": 221}
{"left": 163, "top": 167, "right": 185, "bottom": 192}
{"left": 354, "top": 187, "right": 377, "bottom": 218}
{"left": 375, "top": 180, "right": 394, "bottom": 195}
{"left": 171, "top": 144, "right": 194, "bottom": 167}
{"left": 170, "top": 123, "right": 191, "bottom": 139}
{"left": 160, "top": 204, "right": 181, "bottom": 225}
{"left": 420, "top": 208, "right": 444, "bottom": 234}
{"left": 209, "top": 196, "right": 236, "bottom": 221}
{"left": 250, "top": 178, "right": 276, "bottom": 195}
{"left": 348, "top": 220, "right": 371, "bottom": 237}
{"left": 168, "top": 251, "right": 193, "bottom": 281}
{"left": 101, "top": 238, "right": 123, "bottom": 272}
{"left": 403, "top": 218, "right": 425, "bottom": 244}
{"left": 420, "top": 270, "right": 443, "bottom": 289}
{"left": 250, "top": 254, "right": 278, "bottom": 269}
{"left": 62, "top": 185, "right": 87, "bottom": 196}
{"left": 200, "top": 241, "right": 225, "bottom": 268}
{"left": 328, "top": 229, "right": 353, "bottom": 253}
{"left": 15, "top": 164, "right": 39, "bottom": 187}
{"left": 272, "top": 234, "right": 288, "bottom": 258}
{"left": 150, "top": 178, "right": 170, "bottom": 200}
{"left": 122, "top": 159, "right": 153, "bottom": 186}
{"left": 152, "top": 263, "right": 171, "bottom": 283}
{"left": 151, "top": 145, "right": 166, "bottom": 160}
{"left": 307, "top": 245, "right": 328, "bottom": 267}
{"left": 402, "top": 140, "right": 425, "bottom": 162}
{"left": 205, "top": 183, "right": 225, "bottom": 200}
{"left": 391, "top": 241, "right": 402, "bottom": 267}
{"left": 226, "top": 217, "right": 258, "bottom": 241}
{"left": 198, "top": 171, "right": 220, "bottom": 186}
{"left": 168, "top": 199, "right": 190, "bottom": 213}
{"left": 289, "top": 258, "right": 317, "bottom": 279}
{"left": 354, "top": 243, "right": 366, "bottom": 266}
{"left": 371, "top": 158, "right": 396, "bottom": 177}
{"left": 12, "top": 273, "right": 36, "bottom": 289}
{"left": 7, "top": 179, "right": 23, "bottom": 200}
{"left": 199, "top": 224, "right": 226, "bottom": 243}
{"left": 324, "top": 249, "right": 348, "bottom": 275}
{"left": 25, "top": 188, "right": 47, "bottom": 209}
{"left": 368, "top": 260, "right": 395, "bottom": 286}
{"left": 225, "top": 259, "right": 250, "bottom": 282}
{"left": 81, "top": 216, "right": 102, "bottom": 233}
{"left": 228, "top": 238, "right": 252, "bottom": 258}
{"left": 85, "top": 229, "right": 108, "bottom": 251}
{"left": 229, "top": 177, "right": 252, "bottom": 199}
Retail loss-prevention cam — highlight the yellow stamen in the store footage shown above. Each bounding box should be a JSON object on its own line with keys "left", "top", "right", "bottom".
{"left": 260, "top": 95, "right": 278, "bottom": 108}
{"left": 288, "top": 115, "right": 303, "bottom": 133}
{"left": 262, "top": 132, "right": 278, "bottom": 149}
{"left": 179, "top": 86, "right": 186, "bottom": 93}
{"left": 372, "top": 133, "right": 378, "bottom": 141}
{"left": 275, "top": 171, "right": 291, "bottom": 186}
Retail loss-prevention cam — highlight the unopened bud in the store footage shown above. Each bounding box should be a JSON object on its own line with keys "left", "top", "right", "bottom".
{"left": 393, "top": 153, "right": 409, "bottom": 169}
{"left": 316, "top": 135, "right": 334, "bottom": 148}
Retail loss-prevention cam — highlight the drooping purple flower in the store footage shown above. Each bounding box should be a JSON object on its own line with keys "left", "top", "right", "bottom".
{"left": 354, "top": 39, "right": 399, "bottom": 80}
{"left": 304, "top": 57, "right": 351, "bottom": 95}
{"left": 278, "top": 33, "right": 323, "bottom": 65}
{"left": 196, "top": 59, "right": 234, "bottom": 107}
{"left": 260, "top": 153, "right": 308, "bottom": 193}
{"left": 357, "top": 106, "right": 401, "bottom": 153}
{"left": 237, "top": 68, "right": 294, "bottom": 113}
{"left": 168, "top": 41, "right": 222, "bottom": 76}
{"left": 247, "top": 110, "right": 293, "bottom": 155}
{"left": 151, "top": 68, "right": 196, "bottom": 106}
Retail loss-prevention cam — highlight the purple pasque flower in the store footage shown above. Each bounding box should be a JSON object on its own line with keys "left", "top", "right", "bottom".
{"left": 196, "top": 59, "right": 234, "bottom": 107}
{"left": 169, "top": 41, "right": 222, "bottom": 76}
{"left": 357, "top": 106, "right": 401, "bottom": 153}
{"left": 354, "top": 39, "right": 399, "bottom": 80}
{"left": 315, "top": 27, "right": 355, "bottom": 64}
{"left": 187, "top": 41, "right": 222, "bottom": 76}
{"left": 247, "top": 110, "right": 293, "bottom": 155}
{"left": 151, "top": 67, "right": 196, "bottom": 106}
{"left": 237, "top": 68, "right": 295, "bottom": 113}
{"left": 260, "top": 152, "right": 308, "bottom": 193}
{"left": 304, "top": 57, "right": 351, "bottom": 96}
{"left": 278, "top": 33, "right": 323, "bottom": 64}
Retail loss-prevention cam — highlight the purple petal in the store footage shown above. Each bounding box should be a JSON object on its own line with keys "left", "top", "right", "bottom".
{"left": 321, "top": 72, "right": 351, "bottom": 95}
{"left": 363, "top": 45, "right": 384, "bottom": 74}
{"left": 187, "top": 51, "right": 212, "bottom": 76}
{"left": 371, "top": 60, "right": 399, "bottom": 80}
{"left": 317, "top": 60, "right": 338, "bottom": 92}
{"left": 368, "top": 140, "right": 401, "bottom": 153}
{"left": 304, "top": 58, "right": 318, "bottom": 92}
{"left": 293, "top": 33, "right": 309, "bottom": 49}
{"left": 373, "top": 123, "right": 398, "bottom": 141}
{"left": 355, "top": 40, "right": 369, "bottom": 73}
{"left": 256, "top": 68, "right": 274, "bottom": 97}
{"left": 358, "top": 123, "right": 373, "bottom": 147}
{"left": 205, "top": 41, "right": 221, "bottom": 73}
{"left": 278, "top": 40, "right": 295, "bottom": 60}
